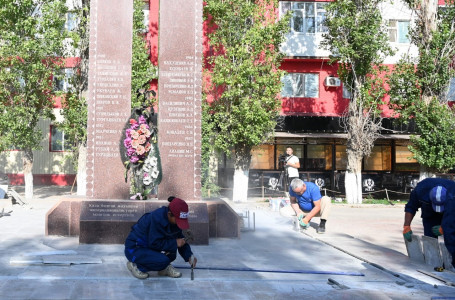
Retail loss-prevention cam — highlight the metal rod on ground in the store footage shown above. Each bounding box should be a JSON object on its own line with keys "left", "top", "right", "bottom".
{"left": 173, "top": 265, "right": 364, "bottom": 276}
{"left": 324, "top": 188, "right": 327, "bottom": 196}
{"left": 262, "top": 186, "right": 264, "bottom": 199}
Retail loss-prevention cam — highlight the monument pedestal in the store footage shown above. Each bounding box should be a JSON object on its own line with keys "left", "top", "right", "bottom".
{"left": 46, "top": 198, "right": 240, "bottom": 245}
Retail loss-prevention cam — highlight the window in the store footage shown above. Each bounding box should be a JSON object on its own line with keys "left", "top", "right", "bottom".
{"left": 65, "top": 12, "right": 78, "bottom": 31}
{"left": 50, "top": 125, "right": 70, "bottom": 152}
{"left": 342, "top": 85, "right": 352, "bottom": 99}
{"left": 280, "top": 1, "right": 328, "bottom": 34}
{"left": 335, "top": 145, "right": 347, "bottom": 170}
{"left": 388, "top": 20, "right": 410, "bottom": 43}
{"left": 447, "top": 77, "right": 455, "bottom": 101}
{"left": 250, "top": 145, "right": 274, "bottom": 169}
{"left": 364, "top": 146, "right": 392, "bottom": 171}
{"left": 395, "top": 145, "right": 419, "bottom": 171}
{"left": 53, "top": 68, "right": 74, "bottom": 92}
{"left": 306, "top": 144, "right": 332, "bottom": 170}
{"left": 281, "top": 73, "right": 319, "bottom": 98}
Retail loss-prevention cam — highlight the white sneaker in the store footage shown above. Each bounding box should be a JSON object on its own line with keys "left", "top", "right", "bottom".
{"left": 158, "top": 264, "right": 182, "bottom": 278}
{"left": 127, "top": 261, "right": 149, "bottom": 279}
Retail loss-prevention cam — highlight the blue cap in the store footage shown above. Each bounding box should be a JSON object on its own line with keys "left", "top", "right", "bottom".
{"left": 429, "top": 186, "right": 447, "bottom": 213}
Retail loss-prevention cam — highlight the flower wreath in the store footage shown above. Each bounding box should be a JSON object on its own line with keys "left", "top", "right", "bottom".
{"left": 120, "top": 95, "right": 162, "bottom": 200}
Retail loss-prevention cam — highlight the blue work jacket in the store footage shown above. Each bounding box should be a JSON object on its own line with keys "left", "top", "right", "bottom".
{"left": 124, "top": 206, "right": 193, "bottom": 261}
{"left": 404, "top": 178, "right": 455, "bottom": 219}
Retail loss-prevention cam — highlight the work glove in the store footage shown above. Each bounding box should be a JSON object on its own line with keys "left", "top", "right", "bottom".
{"left": 189, "top": 255, "right": 197, "bottom": 268}
{"left": 298, "top": 214, "right": 310, "bottom": 229}
{"left": 432, "top": 225, "right": 444, "bottom": 237}
{"left": 403, "top": 226, "right": 412, "bottom": 242}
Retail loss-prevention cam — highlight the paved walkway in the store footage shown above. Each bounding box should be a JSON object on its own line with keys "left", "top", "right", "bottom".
{"left": 0, "top": 186, "right": 454, "bottom": 299}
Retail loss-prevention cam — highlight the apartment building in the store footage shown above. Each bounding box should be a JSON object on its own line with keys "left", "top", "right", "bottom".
{"left": 1, "top": 0, "right": 453, "bottom": 195}
{"left": 217, "top": 0, "right": 455, "bottom": 197}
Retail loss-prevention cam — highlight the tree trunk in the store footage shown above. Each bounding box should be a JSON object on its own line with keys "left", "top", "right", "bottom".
{"left": 345, "top": 150, "right": 363, "bottom": 204}
{"left": 77, "top": 144, "right": 87, "bottom": 196}
{"left": 232, "top": 147, "right": 252, "bottom": 202}
{"left": 418, "top": 165, "right": 435, "bottom": 181}
{"left": 23, "top": 148, "right": 34, "bottom": 200}
{"left": 233, "top": 167, "right": 249, "bottom": 202}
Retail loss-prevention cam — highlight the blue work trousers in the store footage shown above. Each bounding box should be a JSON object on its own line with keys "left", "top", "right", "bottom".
{"left": 125, "top": 247, "right": 176, "bottom": 272}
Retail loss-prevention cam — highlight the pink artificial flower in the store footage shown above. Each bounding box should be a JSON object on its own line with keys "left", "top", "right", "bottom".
{"left": 138, "top": 115, "right": 147, "bottom": 124}
{"left": 125, "top": 128, "right": 132, "bottom": 138}
{"left": 136, "top": 145, "right": 146, "bottom": 155}
{"left": 131, "top": 139, "right": 140, "bottom": 149}
{"left": 127, "top": 147, "right": 135, "bottom": 157}
{"left": 130, "top": 156, "right": 139, "bottom": 163}
{"left": 138, "top": 134, "right": 147, "bottom": 144}
{"left": 141, "top": 127, "right": 151, "bottom": 138}
{"left": 123, "top": 137, "right": 132, "bottom": 148}
{"left": 131, "top": 130, "right": 139, "bottom": 139}
{"left": 144, "top": 142, "right": 151, "bottom": 152}
{"left": 129, "top": 119, "right": 137, "bottom": 125}
{"left": 131, "top": 123, "right": 139, "bottom": 130}
{"left": 139, "top": 124, "right": 149, "bottom": 131}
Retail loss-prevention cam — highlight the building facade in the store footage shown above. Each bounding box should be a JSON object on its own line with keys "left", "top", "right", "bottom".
{"left": 1, "top": 0, "right": 454, "bottom": 195}
{"left": 217, "top": 0, "right": 455, "bottom": 198}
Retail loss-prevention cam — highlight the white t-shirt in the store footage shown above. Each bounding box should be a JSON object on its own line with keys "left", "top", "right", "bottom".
{"left": 286, "top": 155, "right": 299, "bottom": 177}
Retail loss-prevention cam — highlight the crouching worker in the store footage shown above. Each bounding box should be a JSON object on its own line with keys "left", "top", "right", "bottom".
{"left": 289, "top": 178, "right": 332, "bottom": 233}
{"left": 124, "top": 197, "right": 197, "bottom": 279}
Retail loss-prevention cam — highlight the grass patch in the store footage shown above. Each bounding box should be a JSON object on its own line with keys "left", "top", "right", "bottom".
{"left": 332, "top": 197, "right": 406, "bottom": 205}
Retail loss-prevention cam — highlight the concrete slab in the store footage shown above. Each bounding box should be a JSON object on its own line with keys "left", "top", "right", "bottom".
{"left": 422, "top": 235, "right": 443, "bottom": 268}
{"left": 405, "top": 234, "right": 425, "bottom": 263}
{"left": 438, "top": 236, "right": 455, "bottom": 272}
{"left": 2, "top": 187, "right": 455, "bottom": 299}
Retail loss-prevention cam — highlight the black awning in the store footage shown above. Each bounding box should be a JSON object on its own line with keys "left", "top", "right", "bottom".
{"left": 275, "top": 116, "right": 416, "bottom": 135}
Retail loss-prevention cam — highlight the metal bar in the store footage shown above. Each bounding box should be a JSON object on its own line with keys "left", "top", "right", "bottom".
{"left": 173, "top": 265, "right": 364, "bottom": 276}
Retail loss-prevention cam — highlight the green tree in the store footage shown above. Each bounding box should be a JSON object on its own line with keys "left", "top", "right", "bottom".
{"left": 388, "top": 0, "right": 455, "bottom": 176}
{"left": 131, "top": 0, "right": 157, "bottom": 108}
{"left": 0, "top": 0, "right": 70, "bottom": 199}
{"left": 58, "top": 0, "right": 89, "bottom": 195}
{"left": 322, "top": 0, "right": 394, "bottom": 204}
{"left": 203, "top": 0, "right": 290, "bottom": 202}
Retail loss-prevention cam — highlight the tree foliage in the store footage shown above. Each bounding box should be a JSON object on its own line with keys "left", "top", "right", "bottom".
{"left": 58, "top": 0, "right": 89, "bottom": 168}
{"left": 0, "top": 0, "right": 69, "bottom": 152}
{"left": 322, "top": 0, "right": 394, "bottom": 203}
{"left": 131, "top": 0, "right": 157, "bottom": 108}
{"left": 388, "top": 0, "right": 455, "bottom": 173}
{"left": 202, "top": 0, "right": 289, "bottom": 173}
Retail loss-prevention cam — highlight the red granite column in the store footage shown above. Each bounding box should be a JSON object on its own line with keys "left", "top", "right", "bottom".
{"left": 157, "top": 0, "right": 203, "bottom": 201}
{"left": 86, "top": 0, "right": 133, "bottom": 199}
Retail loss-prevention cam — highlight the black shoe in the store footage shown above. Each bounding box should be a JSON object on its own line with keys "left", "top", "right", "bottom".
{"left": 317, "top": 224, "right": 326, "bottom": 234}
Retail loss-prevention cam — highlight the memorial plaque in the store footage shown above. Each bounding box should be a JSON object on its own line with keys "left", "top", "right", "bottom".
{"left": 157, "top": 0, "right": 203, "bottom": 200}
{"left": 79, "top": 201, "right": 146, "bottom": 244}
{"left": 85, "top": 0, "right": 133, "bottom": 199}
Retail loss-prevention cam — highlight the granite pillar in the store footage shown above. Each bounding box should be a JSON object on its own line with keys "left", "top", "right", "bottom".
{"left": 85, "top": 0, "right": 133, "bottom": 200}
{"left": 157, "top": 0, "right": 203, "bottom": 201}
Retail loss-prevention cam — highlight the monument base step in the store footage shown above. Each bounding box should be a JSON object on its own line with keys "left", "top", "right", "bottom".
{"left": 46, "top": 198, "right": 240, "bottom": 245}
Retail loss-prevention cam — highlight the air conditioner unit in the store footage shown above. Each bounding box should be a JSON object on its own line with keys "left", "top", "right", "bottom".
{"left": 324, "top": 76, "right": 341, "bottom": 87}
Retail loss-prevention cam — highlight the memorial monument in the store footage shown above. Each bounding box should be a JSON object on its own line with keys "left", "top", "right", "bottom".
{"left": 46, "top": 0, "right": 239, "bottom": 245}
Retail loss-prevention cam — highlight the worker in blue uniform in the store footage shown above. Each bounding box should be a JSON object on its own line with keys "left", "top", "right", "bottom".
{"left": 432, "top": 185, "right": 455, "bottom": 269}
{"left": 403, "top": 178, "right": 455, "bottom": 241}
{"left": 124, "top": 197, "right": 197, "bottom": 279}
